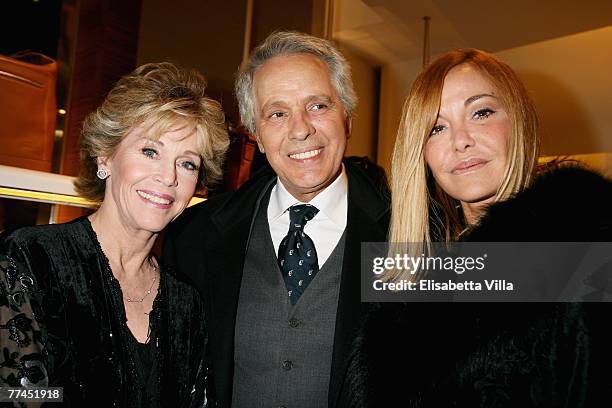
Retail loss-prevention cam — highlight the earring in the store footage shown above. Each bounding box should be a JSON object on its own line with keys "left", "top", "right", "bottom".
{"left": 96, "top": 168, "right": 109, "bottom": 180}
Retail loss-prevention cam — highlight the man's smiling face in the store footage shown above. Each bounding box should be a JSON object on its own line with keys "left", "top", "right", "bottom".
{"left": 253, "top": 53, "right": 349, "bottom": 202}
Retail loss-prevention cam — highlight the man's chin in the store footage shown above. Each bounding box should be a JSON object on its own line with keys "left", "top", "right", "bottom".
{"left": 282, "top": 182, "right": 325, "bottom": 202}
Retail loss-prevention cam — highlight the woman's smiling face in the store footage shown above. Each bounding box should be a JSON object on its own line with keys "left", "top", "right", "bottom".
{"left": 100, "top": 125, "right": 202, "bottom": 234}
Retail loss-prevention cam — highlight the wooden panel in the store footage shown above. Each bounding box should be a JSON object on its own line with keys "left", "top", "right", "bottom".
{"left": 0, "top": 54, "right": 58, "bottom": 172}
{"left": 251, "top": 0, "right": 314, "bottom": 47}
{"left": 57, "top": 0, "right": 142, "bottom": 223}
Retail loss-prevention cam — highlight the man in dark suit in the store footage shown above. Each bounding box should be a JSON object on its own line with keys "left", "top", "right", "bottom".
{"left": 164, "top": 31, "right": 389, "bottom": 407}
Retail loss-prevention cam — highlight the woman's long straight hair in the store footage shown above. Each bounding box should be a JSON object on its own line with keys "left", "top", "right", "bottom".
{"left": 385, "top": 49, "right": 539, "bottom": 282}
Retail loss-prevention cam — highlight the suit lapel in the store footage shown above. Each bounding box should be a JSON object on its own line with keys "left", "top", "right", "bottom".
{"left": 206, "top": 173, "right": 277, "bottom": 406}
{"left": 328, "top": 161, "right": 390, "bottom": 407}
{"left": 204, "top": 219, "right": 250, "bottom": 407}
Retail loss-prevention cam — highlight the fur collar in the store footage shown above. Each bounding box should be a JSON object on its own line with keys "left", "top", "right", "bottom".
{"left": 465, "top": 165, "right": 611, "bottom": 241}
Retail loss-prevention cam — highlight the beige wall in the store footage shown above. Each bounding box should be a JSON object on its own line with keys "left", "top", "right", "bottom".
{"left": 497, "top": 26, "right": 612, "bottom": 156}
{"left": 376, "top": 59, "right": 421, "bottom": 174}
{"left": 339, "top": 46, "right": 379, "bottom": 161}
{"left": 375, "top": 25, "right": 612, "bottom": 175}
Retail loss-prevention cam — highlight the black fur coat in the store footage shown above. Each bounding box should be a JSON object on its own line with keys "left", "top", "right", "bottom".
{"left": 346, "top": 166, "right": 612, "bottom": 407}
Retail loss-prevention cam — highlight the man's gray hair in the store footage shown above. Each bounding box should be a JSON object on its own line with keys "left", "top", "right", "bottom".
{"left": 235, "top": 31, "right": 357, "bottom": 135}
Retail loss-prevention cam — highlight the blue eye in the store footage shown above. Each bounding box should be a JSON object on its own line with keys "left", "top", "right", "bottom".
{"left": 473, "top": 108, "right": 494, "bottom": 119}
{"left": 142, "top": 147, "right": 157, "bottom": 158}
{"left": 430, "top": 124, "right": 446, "bottom": 136}
{"left": 180, "top": 161, "right": 199, "bottom": 172}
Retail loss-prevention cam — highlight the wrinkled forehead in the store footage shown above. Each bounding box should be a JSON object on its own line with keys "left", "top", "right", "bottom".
{"left": 127, "top": 115, "right": 205, "bottom": 155}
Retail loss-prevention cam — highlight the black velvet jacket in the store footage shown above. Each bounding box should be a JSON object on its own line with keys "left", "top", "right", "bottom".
{"left": 0, "top": 217, "right": 207, "bottom": 407}
{"left": 347, "top": 166, "right": 612, "bottom": 407}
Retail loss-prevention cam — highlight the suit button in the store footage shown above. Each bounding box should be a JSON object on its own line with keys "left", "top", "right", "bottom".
{"left": 289, "top": 318, "right": 301, "bottom": 328}
{"left": 282, "top": 360, "right": 293, "bottom": 370}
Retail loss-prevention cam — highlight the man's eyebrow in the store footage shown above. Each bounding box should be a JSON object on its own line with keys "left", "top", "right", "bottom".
{"left": 260, "top": 100, "right": 287, "bottom": 113}
{"left": 465, "top": 93, "right": 496, "bottom": 106}
{"left": 304, "top": 95, "right": 333, "bottom": 104}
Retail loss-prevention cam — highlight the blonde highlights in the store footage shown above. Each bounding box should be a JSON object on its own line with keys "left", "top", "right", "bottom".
{"left": 386, "top": 49, "right": 539, "bottom": 282}
{"left": 75, "top": 62, "right": 229, "bottom": 202}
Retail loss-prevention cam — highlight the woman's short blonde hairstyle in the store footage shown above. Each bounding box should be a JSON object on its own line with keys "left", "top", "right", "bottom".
{"left": 74, "top": 62, "right": 229, "bottom": 202}
{"left": 388, "top": 49, "right": 539, "bottom": 280}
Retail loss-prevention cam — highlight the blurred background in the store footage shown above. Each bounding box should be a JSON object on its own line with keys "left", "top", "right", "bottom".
{"left": 1, "top": 0, "right": 611, "bottom": 230}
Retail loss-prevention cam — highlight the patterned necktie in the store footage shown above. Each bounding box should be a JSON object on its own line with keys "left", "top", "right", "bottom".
{"left": 277, "top": 204, "right": 320, "bottom": 305}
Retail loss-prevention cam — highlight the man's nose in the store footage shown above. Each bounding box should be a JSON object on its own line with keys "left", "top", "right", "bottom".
{"left": 288, "top": 111, "right": 315, "bottom": 141}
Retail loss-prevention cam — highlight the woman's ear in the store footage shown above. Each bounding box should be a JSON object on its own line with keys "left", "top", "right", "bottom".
{"left": 96, "top": 155, "right": 111, "bottom": 169}
{"left": 96, "top": 156, "right": 111, "bottom": 180}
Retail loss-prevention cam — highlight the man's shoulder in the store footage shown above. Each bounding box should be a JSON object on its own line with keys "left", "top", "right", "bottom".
{"left": 166, "top": 191, "right": 233, "bottom": 241}
{"left": 167, "top": 165, "right": 277, "bottom": 237}
{"left": 344, "top": 157, "right": 391, "bottom": 222}
{"left": 1, "top": 217, "right": 85, "bottom": 252}
{"left": 344, "top": 157, "right": 390, "bottom": 200}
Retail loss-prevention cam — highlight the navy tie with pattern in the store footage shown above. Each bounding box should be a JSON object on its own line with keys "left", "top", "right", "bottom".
{"left": 278, "top": 204, "right": 320, "bottom": 305}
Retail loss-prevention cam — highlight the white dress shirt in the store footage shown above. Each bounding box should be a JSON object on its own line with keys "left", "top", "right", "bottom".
{"left": 268, "top": 166, "right": 348, "bottom": 268}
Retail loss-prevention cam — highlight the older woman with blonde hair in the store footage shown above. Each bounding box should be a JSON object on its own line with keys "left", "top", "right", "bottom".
{"left": 1, "top": 62, "right": 229, "bottom": 406}
{"left": 348, "top": 49, "right": 611, "bottom": 407}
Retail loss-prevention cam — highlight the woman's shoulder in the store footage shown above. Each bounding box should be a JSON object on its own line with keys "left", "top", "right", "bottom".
{"left": 1, "top": 217, "right": 89, "bottom": 249}
{"left": 530, "top": 164, "right": 611, "bottom": 199}
{"left": 1, "top": 218, "right": 95, "bottom": 282}
{"left": 468, "top": 165, "right": 611, "bottom": 241}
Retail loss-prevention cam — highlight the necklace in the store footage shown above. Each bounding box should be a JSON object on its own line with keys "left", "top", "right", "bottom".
{"left": 125, "top": 258, "right": 158, "bottom": 303}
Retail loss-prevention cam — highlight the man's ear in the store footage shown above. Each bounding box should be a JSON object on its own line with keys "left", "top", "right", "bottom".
{"left": 256, "top": 135, "right": 265, "bottom": 154}
{"left": 345, "top": 116, "right": 352, "bottom": 139}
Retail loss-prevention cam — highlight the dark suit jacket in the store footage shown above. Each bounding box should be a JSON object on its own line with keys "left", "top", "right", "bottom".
{"left": 164, "top": 157, "right": 390, "bottom": 407}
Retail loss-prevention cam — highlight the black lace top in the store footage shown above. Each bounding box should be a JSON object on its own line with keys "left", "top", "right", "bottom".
{"left": 0, "top": 217, "right": 207, "bottom": 407}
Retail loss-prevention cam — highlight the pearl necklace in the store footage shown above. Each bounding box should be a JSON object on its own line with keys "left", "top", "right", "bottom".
{"left": 125, "top": 258, "right": 158, "bottom": 303}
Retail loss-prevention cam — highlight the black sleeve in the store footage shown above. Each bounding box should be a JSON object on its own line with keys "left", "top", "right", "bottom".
{"left": 0, "top": 242, "right": 48, "bottom": 388}
{"left": 185, "top": 296, "right": 210, "bottom": 408}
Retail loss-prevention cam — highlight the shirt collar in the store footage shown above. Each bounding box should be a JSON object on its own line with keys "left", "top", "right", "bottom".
{"left": 268, "top": 164, "right": 348, "bottom": 227}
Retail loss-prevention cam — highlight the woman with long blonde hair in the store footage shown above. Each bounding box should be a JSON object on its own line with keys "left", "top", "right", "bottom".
{"left": 386, "top": 48, "right": 540, "bottom": 282}
{"left": 348, "top": 49, "right": 611, "bottom": 407}
{"left": 392, "top": 48, "right": 538, "bottom": 237}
